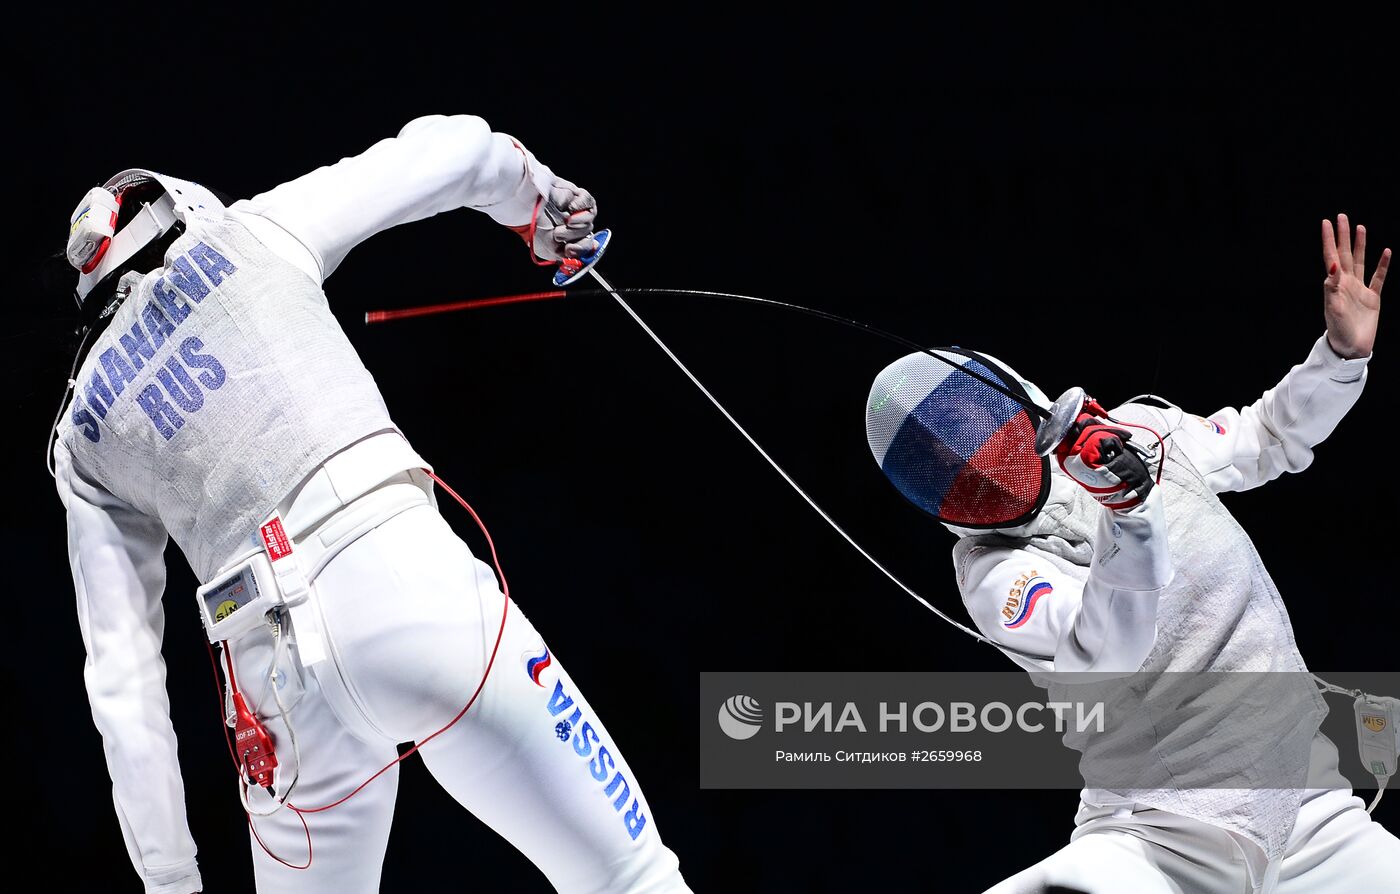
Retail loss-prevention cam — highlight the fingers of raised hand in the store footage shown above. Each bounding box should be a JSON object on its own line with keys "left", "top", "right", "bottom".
{"left": 1371, "top": 248, "right": 1391, "bottom": 298}
{"left": 1355, "top": 224, "right": 1368, "bottom": 279}
{"left": 1322, "top": 218, "right": 1341, "bottom": 276}
{"left": 1338, "top": 214, "right": 1354, "bottom": 274}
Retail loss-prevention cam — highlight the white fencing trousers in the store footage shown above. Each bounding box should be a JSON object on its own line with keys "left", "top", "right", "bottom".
{"left": 985, "top": 790, "right": 1400, "bottom": 893}
{"left": 227, "top": 502, "right": 690, "bottom": 893}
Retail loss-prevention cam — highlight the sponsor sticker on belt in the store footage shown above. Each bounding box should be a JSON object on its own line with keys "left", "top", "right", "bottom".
{"left": 260, "top": 517, "right": 293, "bottom": 561}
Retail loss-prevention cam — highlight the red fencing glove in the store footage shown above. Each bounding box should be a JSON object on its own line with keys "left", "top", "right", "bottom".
{"left": 1056, "top": 413, "right": 1155, "bottom": 510}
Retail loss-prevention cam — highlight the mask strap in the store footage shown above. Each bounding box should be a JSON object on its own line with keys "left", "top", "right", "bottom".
{"left": 75, "top": 193, "right": 178, "bottom": 305}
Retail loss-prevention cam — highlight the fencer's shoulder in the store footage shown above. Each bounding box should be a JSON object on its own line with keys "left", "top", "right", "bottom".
{"left": 953, "top": 537, "right": 1042, "bottom": 598}
{"left": 1117, "top": 394, "right": 1242, "bottom": 476}
{"left": 221, "top": 206, "right": 324, "bottom": 283}
{"left": 1112, "top": 394, "right": 1186, "bottom": 433}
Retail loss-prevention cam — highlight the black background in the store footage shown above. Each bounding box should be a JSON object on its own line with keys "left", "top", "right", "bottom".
{"left": 8, "top": 13, "right": 1397, "bottom": 893}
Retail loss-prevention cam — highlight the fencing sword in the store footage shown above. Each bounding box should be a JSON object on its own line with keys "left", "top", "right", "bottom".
{"left": 538, "top": 201, "right": 1125, "bottom": 466}
{"left": 366, "top": 213, "right": 1400, "bottom": 805}
{"left": 366, "top": 210, "right": 1093, "bottom": 660}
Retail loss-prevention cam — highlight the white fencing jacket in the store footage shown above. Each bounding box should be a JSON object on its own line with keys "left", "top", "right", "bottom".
{"left": 956, "top": 335, "right": 1368, "bottom": 674}
{"left": 54, "top": 115, "right": 555, "bottom": 894}
{"left": 954, "top": 335, "right": 1370, "bottom": 868}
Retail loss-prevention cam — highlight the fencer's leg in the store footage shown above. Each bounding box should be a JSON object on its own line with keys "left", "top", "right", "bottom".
{"left": 984, "top": 805, "right": 1258, "bottom": 894}
{"left": 229, "top": 625, "right": 401, "bottom": 894}
{"left": 308, "top": 503, "right": 691, "bottom": 893}
{"left": 1277, "top": 791, "right": 1400, "bottom": 892}
{"left": 414, "top": 602, "right": 687, "bottom": 893}
{"left": 983, "top": 832, "right": 1184, "bottom": 894}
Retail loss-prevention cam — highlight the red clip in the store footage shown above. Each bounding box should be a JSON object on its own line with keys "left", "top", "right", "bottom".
{"left": 232, "top": 691, "right": 279, "bottom": 793}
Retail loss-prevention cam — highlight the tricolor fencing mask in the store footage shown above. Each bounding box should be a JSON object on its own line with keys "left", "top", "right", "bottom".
{"left": 865, "top": 348, "right": 1051, "bottom": 529}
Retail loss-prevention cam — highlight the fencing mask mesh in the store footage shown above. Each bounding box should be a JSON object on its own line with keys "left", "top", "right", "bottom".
{"left": 865, "top": 348, "right": 1050, "bottom": 528}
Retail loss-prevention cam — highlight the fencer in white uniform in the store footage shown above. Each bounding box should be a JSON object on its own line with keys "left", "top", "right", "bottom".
{"left": 54, "top": 114, "right": 691, "bottom": 893}
{"left": 947, "top": 218, "right": 1399, "bottom": 893}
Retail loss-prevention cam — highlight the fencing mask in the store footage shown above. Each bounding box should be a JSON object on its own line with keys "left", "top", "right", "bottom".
{"left": 865, "top": 348, "right": 1052, "bottom": 529}
{"left": 66, "top": 168, "right": 224, "bottom": 311}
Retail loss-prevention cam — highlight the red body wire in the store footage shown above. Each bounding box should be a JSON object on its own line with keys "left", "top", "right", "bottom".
{"left": 364, "top": 290, "right": 565, "bottom": 324}
{"left": 207, "top": 469, "right": 512, "bottom": 871}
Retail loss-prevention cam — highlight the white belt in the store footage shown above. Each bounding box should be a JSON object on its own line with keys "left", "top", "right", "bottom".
{"left": 203, "top": 431, "right": 434, "bottom": 665}
{"left": 277, "top": 430, "right": 431, "bottom": 541}
{"left": 289, "top": 473, "right": 432, "bottom": 581}
{"left": 275, "top": 472, "right": 433, "bottom": 667}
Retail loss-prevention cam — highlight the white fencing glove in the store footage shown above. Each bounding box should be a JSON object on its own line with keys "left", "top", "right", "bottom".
{"left": 508, "top": 179, "right": 598, "bottom": 264}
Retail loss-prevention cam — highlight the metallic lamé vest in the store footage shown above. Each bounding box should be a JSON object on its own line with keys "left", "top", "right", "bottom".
{"left": 57, "top": 209, "right": 399, "bottom": 582}
{"left": 954, "top": 403, "right": 1333, "bottom": 860}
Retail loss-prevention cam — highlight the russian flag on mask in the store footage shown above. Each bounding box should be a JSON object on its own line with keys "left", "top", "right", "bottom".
{"left": 866, "top": 351, "right": 1040, "bottom": 526}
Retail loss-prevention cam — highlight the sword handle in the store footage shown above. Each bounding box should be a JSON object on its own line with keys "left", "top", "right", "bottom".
{"left": 540, "top": 197, "right": 611, "bottom": 287}
{"left": 542, "top": 197, "right": 569, "bottom": 228}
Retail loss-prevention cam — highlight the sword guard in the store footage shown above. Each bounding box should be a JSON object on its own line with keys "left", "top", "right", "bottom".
{"left": 553, "top": 228, "right": 611, "bottom": 286}
{"left": 1035, "top": 387, "right": 1086, "bottom": 457}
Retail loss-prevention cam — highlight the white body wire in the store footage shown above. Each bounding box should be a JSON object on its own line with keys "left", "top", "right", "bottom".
{"left": 592, "top": 272, "right": 1400, "bottom": 803}
{"left": 236, "top": 617, "right": 302, "bottom": 817}
{"left": 585, "top": 269, "right": 1020, "bottom": 656}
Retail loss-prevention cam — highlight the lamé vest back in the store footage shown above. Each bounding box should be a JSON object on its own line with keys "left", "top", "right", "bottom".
{"left": 57, "top": 209, "right": 398, "bottom": 582}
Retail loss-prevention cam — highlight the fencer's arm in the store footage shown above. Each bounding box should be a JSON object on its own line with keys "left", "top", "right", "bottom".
{"left": 958, "top": 493, "right": 1170, "bottom": 677}
{"left": 1182, "top": 335, "right": 1369, "bottom": 493}
{"left": 227, "top": 113, "right": 549, "bottom": 283}
{"left": 54, "top": 443, "right": 201, "bottom": 894}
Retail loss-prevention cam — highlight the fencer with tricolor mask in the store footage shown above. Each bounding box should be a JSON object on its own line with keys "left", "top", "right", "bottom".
{"left": 863, "top": 333, "right": 1400, "bottom": 893}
